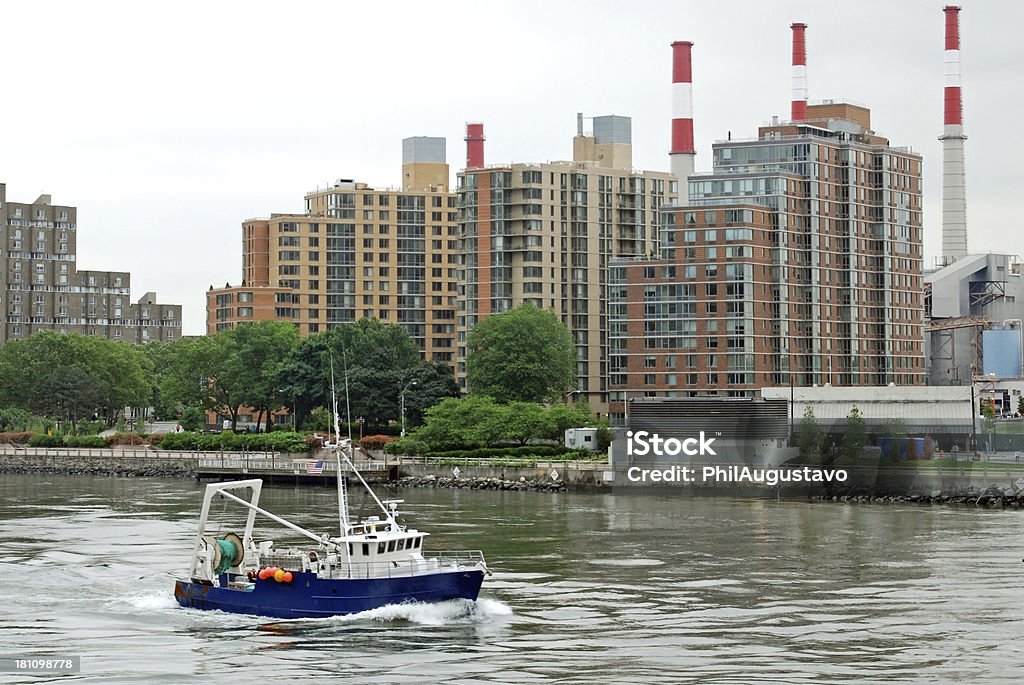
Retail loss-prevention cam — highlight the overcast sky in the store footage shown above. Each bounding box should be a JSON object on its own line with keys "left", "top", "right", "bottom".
{"left": 2, "top": 0, "right": 1019, "bottom": 335}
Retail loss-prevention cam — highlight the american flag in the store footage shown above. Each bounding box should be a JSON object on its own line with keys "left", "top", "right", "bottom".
{"left": 306, "top": 460, "right": 324, "bottom": 475}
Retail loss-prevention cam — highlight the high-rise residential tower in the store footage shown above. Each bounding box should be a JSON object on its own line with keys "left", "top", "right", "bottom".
{"left": 206, "top": 138, "right": 460, "bottom": 363}
{"left": 456, "top": 116, "right": 676, "bottom": 412}
{"left": 607, "top": 101, "right": 925, "bottom": 422}
{"left": 0, "top": 183, "right": 181, "bottom": 345}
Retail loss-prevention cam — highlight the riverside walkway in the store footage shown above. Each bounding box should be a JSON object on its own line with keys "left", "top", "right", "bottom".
{"left": 0, "top": 445, "right": 390, "bottom": 482}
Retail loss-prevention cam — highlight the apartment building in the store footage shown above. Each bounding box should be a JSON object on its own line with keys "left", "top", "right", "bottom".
{"left": 0, "top": 183, "right": 181, "bottom": 345}
{"left": 456, "top": 115, "right": 677, "bottom": 412}
{"left": 206, "top": 137, "right": 460, "bottom": 363}
{"left": 606, "top": 103, "right": 925, "bottom": 421}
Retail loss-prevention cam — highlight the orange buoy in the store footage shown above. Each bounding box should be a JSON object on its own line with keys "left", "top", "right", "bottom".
{"left": 283, "top": 571, "right": 293, "bottom": 583}
{"left": 274, "top": 569, "right": 286, "bottom": 582}
{"left": 258, "top": 568, "right": 270, "bottom": 580}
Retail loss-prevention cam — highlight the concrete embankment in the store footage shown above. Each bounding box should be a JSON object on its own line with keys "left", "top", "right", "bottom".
{"left": 812, "top": 489, "right": 1024, "bottom": 508}
{"left": 391, "top": 460, "right": 608, "bottom": 491}
{"left": 393, "top": 474, "right": 567, "bottom": 492}
{"left": 0, "top": 450, "right": 198, "bottom": 477}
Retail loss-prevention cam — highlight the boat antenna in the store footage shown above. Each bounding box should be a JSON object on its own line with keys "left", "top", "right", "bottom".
{"left": 329, "top": 354, "right": 352, "bottom": 551}
{"left": 340, "top": 345, "right": 354, "bottom": 447}
{"left": 331, "top": 347, "right": 404, "bottom": 526}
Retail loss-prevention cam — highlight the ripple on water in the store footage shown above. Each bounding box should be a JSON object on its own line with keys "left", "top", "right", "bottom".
{"left": 2, "top": 474, "right": 1024, "bottom": 683}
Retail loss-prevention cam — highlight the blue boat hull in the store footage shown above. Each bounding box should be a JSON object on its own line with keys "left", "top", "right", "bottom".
{"left": 174, "top": 570, "right": 485, "bottom": 619}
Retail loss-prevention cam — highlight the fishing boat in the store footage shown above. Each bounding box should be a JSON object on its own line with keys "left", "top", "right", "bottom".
{"left": 174, "top": 376, "right": 489, "bottom": 619}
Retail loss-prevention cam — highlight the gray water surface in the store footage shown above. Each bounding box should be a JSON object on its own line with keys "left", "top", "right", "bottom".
{"left": 0, "top": 474, "right": 1021, "bottom": 683}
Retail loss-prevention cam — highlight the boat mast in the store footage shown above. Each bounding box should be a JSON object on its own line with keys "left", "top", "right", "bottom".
{"left": 330, "top": 359, "right": 351, "bottom": 544}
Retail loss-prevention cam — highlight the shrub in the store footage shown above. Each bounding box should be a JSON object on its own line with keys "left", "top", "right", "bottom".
{"left": 28, "top": 434, "right": 65, "bottom": 448}
{"left": 358, "top": 434, "right": 398, "bottom": 451}
{"left": 76, "top": 420, "right": 107, "bottom": 436}
{"left": 423, "top": 444, "right": 574, "bottom": 460}
{"left": 106, "top": 432, "right": 146, "bottom": 446}
{"left": 155, "top": 430, "right": 311, "bottom": 453}
{"left": 0, "top": 431, "right": 35, "bottom": 444}
{"left": 0, "top": 409, "right": 31, "bottom": 432}
{"left": 385, "top": 437, "right": 429, "bottom": 455}
{"left": 157, "top": 432, "right": 199, "bottom": 450}
{"left": 65, "top": 435, "right": 107, "bottom": 448}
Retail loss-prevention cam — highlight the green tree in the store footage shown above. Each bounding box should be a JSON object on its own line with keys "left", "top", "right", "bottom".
{"left": 0, "top": 408, "right": 30, "bottom": 432}
{"left": 408, "top": 396, "right": 600, "bottom": 452}
{"left": 229, "top": 321, "right": 300, "bottom": 431}
{"left": 797, "top": 406, "right": 824, "bottom": 463}
{"left": 0, "top": 332, "right": 151, "bottom": 431}
{"left": 277, "top": 320, "right": 456, "bottom": 430}
{"left": 466, "top": 304, "right": 575, "bottom": 403}
{"left": 411, "top": 396, "right": 482, "bottom": 450}
{"left": 542, "top": 402, "right": 595, "bottom": 443}
{"left": 160, "top": 334, "right": 246, "bottom": 430}
{"left": 401, "top": 361, "right": 461, "bottom": 429}
{"left": 502, "top": 402, "right": 548, "bottom": 445}
{"left": 841, "top": 406, "right": 867, "bottom": 462}
{"left": 880, "top": 416, "right": 908, "bottom": 461}
{"left": 980, "top": 400, "right": 996, "bottom": 452}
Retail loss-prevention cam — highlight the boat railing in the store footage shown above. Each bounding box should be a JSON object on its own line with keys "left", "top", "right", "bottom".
{"left": 421, "top": 550, "right": 487, "bottom": 566}
{"left": 312, "top": 551, "right": 487, "bottom": 580}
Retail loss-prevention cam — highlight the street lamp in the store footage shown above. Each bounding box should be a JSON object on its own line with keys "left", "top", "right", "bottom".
{"left": 400, "top": 380, "right": 418, "bottom": 437}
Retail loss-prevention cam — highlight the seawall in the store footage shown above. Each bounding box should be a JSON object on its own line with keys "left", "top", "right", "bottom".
{"left": 0, "top": 449, "right": 198, "bottom": 477}
{"left": 392, "top": 459, "right": 609, "bottom": 491}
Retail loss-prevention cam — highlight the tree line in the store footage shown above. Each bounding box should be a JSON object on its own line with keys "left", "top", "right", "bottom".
{"left": 0, "top": 319, "right": 459, "bottom": 433}
{"left": 0, "top": 303, "right": 584, "bottom": 440}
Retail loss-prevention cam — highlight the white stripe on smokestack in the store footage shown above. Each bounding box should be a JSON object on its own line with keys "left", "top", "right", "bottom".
{"left": 791, "top": 23, "right": 808, "bottom": 122}
{"left": 940, "top": 5, "right": 968, "bottom": 263}
{"left": 670, "top": 41, "right": 695, "bottom": 205}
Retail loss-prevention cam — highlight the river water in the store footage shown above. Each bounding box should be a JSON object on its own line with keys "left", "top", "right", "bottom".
{"left": 0, "top": 474, "right": 1021, "bottom": 683}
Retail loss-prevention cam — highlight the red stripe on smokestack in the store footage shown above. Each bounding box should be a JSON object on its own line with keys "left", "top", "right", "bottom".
{"left": 671, "top": 119, "right": 694, "bottom": 154}
{"left": 465, "top": 122, "right": 485, "bottom": 168}
{"left": 791, "top": 22, "right": 807, "bottom": 65}
{"left": 944, "top": 87, "right": 962, "bottom": 126}
{"left": 791, "top": 23, "right": 808, "bottom": 122}
{"left": 943, "top": 6, "right": 963, "bottom": 126}
{"left": 944, "top": 5, "right": 961, "bottom": 50}
{"left": 670, "top": 41, "right": 694, "bottom": 155}
{"left": 672, "top": 41, "right": 692, "bottom": 83}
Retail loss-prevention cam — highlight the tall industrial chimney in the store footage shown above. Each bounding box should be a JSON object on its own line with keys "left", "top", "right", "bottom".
{"left": 465, "top": 122, "right": 485, "bottom": 169}
{"left": 790, "top": 23, "right": 808, "bottom": 122}
{"left": 670, "top": 41, "right": 695, "bottom": 205}
{"left": 940, "top": 5, "right": 968, "bottom": 263}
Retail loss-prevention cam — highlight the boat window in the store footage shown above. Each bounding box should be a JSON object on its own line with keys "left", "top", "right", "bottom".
{"left": 362, "top": 543, "right": 370, "bottom": 556}
{"left": 414, "top": 537, "right": 421, "bottom": 548}
{"left": 378, "top": 542, "right": 386, "bottom": 554}
{"left": 387, "top": 541, "right": 396, "bottom": 553}
{"left": 397, "top": 539, "right": 405, "bottom": 551}
{"left": 348, "top": 543, "right": 353, "bottom": 556}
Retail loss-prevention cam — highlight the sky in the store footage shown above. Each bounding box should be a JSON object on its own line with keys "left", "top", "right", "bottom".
{"left": 2, "top": 0, "right": 1020, "bottom": 335}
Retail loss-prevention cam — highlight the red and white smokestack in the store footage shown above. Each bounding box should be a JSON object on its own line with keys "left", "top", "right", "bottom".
{"left": 790, "top": 23, "right": 808, "bottom": 122}
{"left": 670, "top": 41, "right": 695, "bottom": 205}
{"left": 465, "top": 122, "right": 485, "bottom": 169}
{"left": 940, "top": 5, "right": 968, "bottom": 263}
